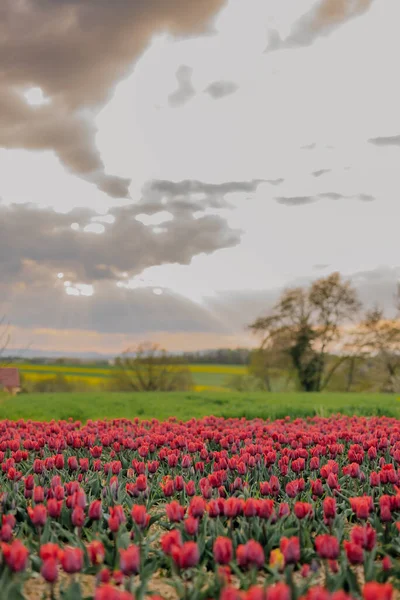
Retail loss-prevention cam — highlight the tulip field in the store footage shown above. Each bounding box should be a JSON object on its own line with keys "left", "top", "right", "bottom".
{"left": 1, "top": 415, "right": 400, "bottom": 599}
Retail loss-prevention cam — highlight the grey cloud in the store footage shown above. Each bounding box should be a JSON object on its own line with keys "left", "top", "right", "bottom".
{"left": 0, "top": 0, "right": 227, "bottom": 194}
{"left": 276, "top": 192, "right": 375, "bottom": 206}
{"left": 265, "top": 0, "right": 374, "bottom": 52}
{"left": 312, "top": 169, "right": 330, "bottom": 177}
{"left": 168, "top": 65, "right": 196, "bottom": 107}
{"left": 369, "top": 135, "right": 400, "bottom": 147}
{"left": 319, "top": 192, "right": 345, "bottom": 200}
{"left": 141, "top": 179, "right": 265, "bottom": 211}
{"left": 301, "top": 143, "right": 316, "bottom": 150}
{"left": 3, "top": 281, "right": 230, "bottom": 336}
{"left": 0, "top": 176, "right": 252, "bottom": 286}
{"left": 358, "top": 193, "right": 375, "bottom": 202}
{"left": 350, "top": 266, "right": 400, "bottom": 316}
{"left": 275, "top": 196, "right": 317, "bottom": 206}
{"left": 313, "top": 264, "right": 331, "bottom": 270}
{"left": 204, "top": 80, "right": 239, "bottom": 99}
{"left": 318, "top": 192, "right": 375, "bottom": 202}
{"left": 266, "top": 178, "right": 285, "bottom": 186}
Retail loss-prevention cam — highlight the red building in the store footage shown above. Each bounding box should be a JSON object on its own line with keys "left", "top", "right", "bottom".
{"left": 0, "top": 368, "right": 20, "bottom": 395}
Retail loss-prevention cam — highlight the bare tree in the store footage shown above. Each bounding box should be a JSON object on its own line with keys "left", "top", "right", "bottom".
{"left": 249, "top": 273, "right": 361, "bottom": 392}
{"left": 110, "top": 342, "right": 194, "bottom": 392}
{"left": 350, "top": 305, "right": 400, "bottom": 393}
{"left": 0, "top": 315, "right": 11, "bottom": 366}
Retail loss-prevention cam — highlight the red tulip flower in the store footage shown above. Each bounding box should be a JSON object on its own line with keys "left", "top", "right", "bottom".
{"left": 213, "top": 536, "right": 233, "bottom": 565}
{"left": 119, "top": 545, "right": 140, "bottom": 576}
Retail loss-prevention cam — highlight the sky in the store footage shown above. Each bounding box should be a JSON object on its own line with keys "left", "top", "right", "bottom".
{"left": 1, "top": 0, "right": 400, "bottom": 354}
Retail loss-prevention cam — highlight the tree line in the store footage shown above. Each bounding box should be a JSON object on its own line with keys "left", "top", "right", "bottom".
{"left": 2, "top": 271, "right": 400, "bottom": 394}
{"left": 247, "top": 272, "right": 400, "bottom": 393}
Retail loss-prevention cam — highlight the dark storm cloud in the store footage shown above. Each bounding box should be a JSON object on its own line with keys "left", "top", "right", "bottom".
{"left": 369, "top": 134, "right": 400, "bottom": 147}
{"left": 168, "top": 65, "right": 196, "bottom": 107}
{"left": 312, "top": 169, "right": 331, "bottom": 177}
{"left": 204, "top": 81, "right": 239, "bottom": 99}
{"left": 0, "top": 0, "right": 227, "bottom": 195}
{"left": 265, "top": 0, "right": 374, "bottom": 52}
{"left": 275, "top": 196, "right": 317, "bottom": 206}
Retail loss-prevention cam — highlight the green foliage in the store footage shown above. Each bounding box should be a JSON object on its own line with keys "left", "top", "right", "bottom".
{"left": 250, "top": 272, "right": 361, "bottom": 392}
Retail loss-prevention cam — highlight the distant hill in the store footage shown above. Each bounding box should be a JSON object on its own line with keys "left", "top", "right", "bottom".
{"left": 3, "top": 348, "right": 115, "bottom": 361}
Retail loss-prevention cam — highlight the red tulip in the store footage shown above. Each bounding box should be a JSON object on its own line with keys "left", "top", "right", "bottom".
{"left": 41, "top": 558, "right": 58, "bottom": 583}
{"left": 382, "top": 556, "right": 392, "bottom": 571}
{"left": 280, "top": 537, "right": 300, "bottom": 564}
{"left": 315, "top": 534, "right": 340, "bottom": 560}
{"left": 350, "top": 524, "right": 376, "bottom": 551}
{"left": 171, "top": 541, "right": 200, "bottom": 569}
{"left": 257, "top": 499, "right": 275, "bottom": 520}
{"left": 28, "top": 504, "right": 47, "bottom": 528}
{"left": 136, "top": 475, "right": 147, "bottom": 492}
{"left": 60, "top": 546, "right": 83, "bottom": 574}
{"left": 213, "top": 536, "right": 233, "bottom": 565}
{"left": 72, "top": 506, "right": 85, "bottom": 528}
{"left": 344, "top": 541, "right": 364, "bottom": 565}
{"left": 266, "top": 583, "right": 291, "bottom": 600}
{"left": 68, "top": 456, "right": 78, "bottom": 471}
{"left": 188, "top": 496, "right": 206, "bottom": 518}
{"left": 3, "top": 540, "right": 29, "bottom": 572}
{"left": 119, "top": 545, "right": 140, "bottom": 575}
{"left": 161, "top": 530, "right": 182, "bottom": 555}
{"left": 33, "top": 486, "right": 45, "bottom": 503}
{"left": 350, "top": 496, "right": 373, "bottom": 520}
{"left": 40, "top": 543, "right": 60, "bottom": 561}
{"left": 323, "top": 497, "right": 336, "bottom": 524}
{"left": 237, "top": 540, "right": 264, "bottom": 569}
{"left": 294, "top": 502, "right": 313, "bottom": 519}
{"left": 166, "top": 501, "right": 185, "bottom": 522}
{"left": 244, "top": 498, "right": 259, "bottom": 518}
{"left": 131, "top": 505, "right": 150, "bottom": 529}
{"left": 87, "top": 540, "right": 105, "bottom": 565}
{"left": 48, "top": 498, "right": 63, "bottom": 519}
{"left": 363, "top": 583, "right": 393, "bottom": 600}
{"left": 89, "top": 500, "right": 102, "bottom": 520}
{"left": 184, "top": 516, "right": 199, "bottom": 536}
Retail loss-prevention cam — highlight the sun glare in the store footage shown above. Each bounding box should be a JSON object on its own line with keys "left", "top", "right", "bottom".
{"left": 23, "top": 87, "right": 51, "bottom": 106}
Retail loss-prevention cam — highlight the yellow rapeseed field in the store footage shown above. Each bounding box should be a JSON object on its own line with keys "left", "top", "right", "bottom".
{"left": 12, "top": 363, "right": 247, "bottom": 391}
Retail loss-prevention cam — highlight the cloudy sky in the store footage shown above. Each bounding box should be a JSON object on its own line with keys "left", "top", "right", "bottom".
{"left": 1, "top": 0, "right": 399, "bottom": 354}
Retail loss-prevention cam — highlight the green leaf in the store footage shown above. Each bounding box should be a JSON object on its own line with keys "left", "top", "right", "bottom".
{"left": 61, "top": 580, "right": 82, "bottom": 600}
{"left": 3, "top": 581, "right": 27, "bottom": 600}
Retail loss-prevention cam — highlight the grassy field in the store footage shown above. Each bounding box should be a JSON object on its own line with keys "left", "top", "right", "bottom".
{"left": 0, "top": 390, "right": 398, "bottom": 422}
